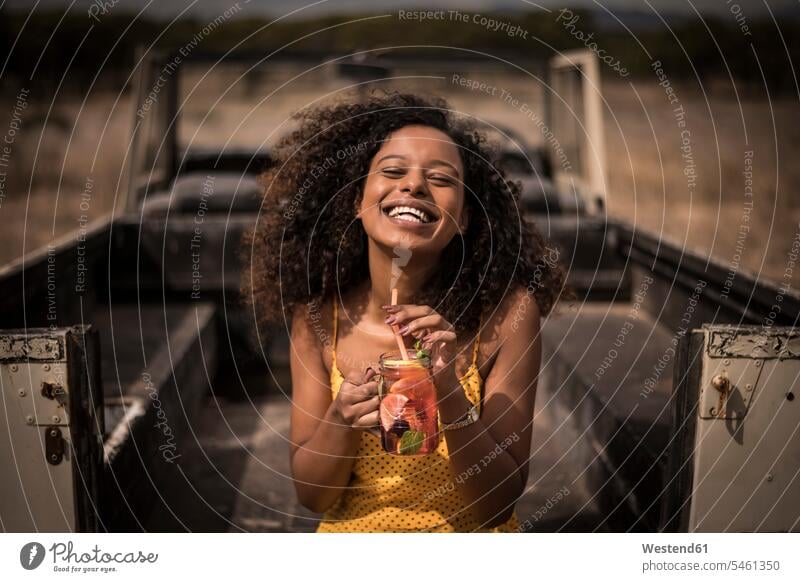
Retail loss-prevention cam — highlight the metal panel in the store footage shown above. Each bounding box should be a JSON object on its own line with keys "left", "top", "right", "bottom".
{"left": 683, "top": 325, "right": 800, "bottom": 531}
{"left": 0, "top": 327, "right": 103, "bottom": 532}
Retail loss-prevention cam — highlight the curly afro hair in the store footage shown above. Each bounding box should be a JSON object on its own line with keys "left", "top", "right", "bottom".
{"left": 241, "top": 91, "right": 567, "bottom": 338}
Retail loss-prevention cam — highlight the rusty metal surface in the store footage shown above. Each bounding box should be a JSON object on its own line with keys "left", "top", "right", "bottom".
{"left": 707, "top": 324, "right": 800, "bottom": 359}
{"left": 0, "top": 334, "right": 64, "bottom": 362}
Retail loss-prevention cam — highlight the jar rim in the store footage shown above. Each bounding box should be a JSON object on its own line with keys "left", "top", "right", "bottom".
{"left": 379, "top": 350, "right": 431, "bottom": 369}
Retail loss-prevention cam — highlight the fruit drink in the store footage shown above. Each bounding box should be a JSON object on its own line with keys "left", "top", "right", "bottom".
{"left": 378, "top": 352, "right": 439, "bottom": 456}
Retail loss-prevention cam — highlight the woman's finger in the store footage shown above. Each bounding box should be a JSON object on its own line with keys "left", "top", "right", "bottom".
{"left": 343, "top": 369, "right": 366, "bottom": 386}
{"left": 350, "top": 398, "right": 380, "bottom": 422}
{"left": 359, "top": 380, "right": 379, "bottom": 398}
{"left": 383, "top": 304, "right": 433, "bottom": 325}
{"left": 422, "top": 329, "right": 457, "bottom": 347}
{"left": 410, "top": 327, "right": 429, "bottom": 339}
{"left": 353, "top": 410, "right": 380, "bottom": 429}
{"left": 343, "top": 366, "right": 376, "bottom": 387}
{"left": 341, "top": 380, "right": 378, "bottom": 402}
{"left": 399, "top": 313, "right": 451, "bottom": 336}
{"left": 362, "top": 366, "right": 377, "bottom": 383}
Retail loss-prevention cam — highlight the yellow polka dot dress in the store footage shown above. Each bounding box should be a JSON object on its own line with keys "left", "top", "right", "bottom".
{"left": 315, "top": 302, "right": 521, "bottom": 533}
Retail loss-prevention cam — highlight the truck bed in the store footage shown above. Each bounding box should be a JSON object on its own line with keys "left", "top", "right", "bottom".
{"left": 134, "top": 297, "right": 677, "bottom": 533}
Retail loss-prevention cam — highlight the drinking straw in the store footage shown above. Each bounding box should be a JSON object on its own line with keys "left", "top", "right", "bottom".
{"left": 390, "top": 288, "right": 410, "bottom": 360}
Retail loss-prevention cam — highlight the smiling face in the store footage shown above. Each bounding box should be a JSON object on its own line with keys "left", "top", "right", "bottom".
{"left": 358, "top": 125, "right": 467, "bottom": 255}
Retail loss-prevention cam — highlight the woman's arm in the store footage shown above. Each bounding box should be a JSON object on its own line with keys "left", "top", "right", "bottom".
{"left": 288, "top": 303, "right": 379, "bottom": 513}
{"left": 387, "top": 287, "right": 541, "bottom": 528}
{"left": 439, "top": 287, "right": 540, "bottom": 528}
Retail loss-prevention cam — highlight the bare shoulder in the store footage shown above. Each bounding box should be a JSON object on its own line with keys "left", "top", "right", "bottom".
{"left": 290, "top": 299, "right": 332, "bottom": 367}
{"left": 477, "top": 286, "right": 541, "bottom": 367}
{"left": 498, "top": 285, "right": 541, "bottom": 337}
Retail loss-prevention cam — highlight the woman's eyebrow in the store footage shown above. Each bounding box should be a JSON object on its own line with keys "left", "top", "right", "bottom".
{"left": 376, "top": 154, "right": 405, "bottom": 164}
{"left": 377, "top": 155, "right": 461, "bottom": 177}
{"left": 428, "top": 159, "right": 461, "bottom": 176}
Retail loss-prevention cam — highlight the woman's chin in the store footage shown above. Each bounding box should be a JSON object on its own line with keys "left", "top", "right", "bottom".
{"left": 370, "top": 231, "right": 445, "bottom": 255}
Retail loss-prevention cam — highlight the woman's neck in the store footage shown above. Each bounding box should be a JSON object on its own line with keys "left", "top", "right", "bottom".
{"left": 363, "top": 238, "right": 439, "bottom": 322}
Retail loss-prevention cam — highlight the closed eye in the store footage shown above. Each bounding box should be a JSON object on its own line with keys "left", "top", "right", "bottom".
{"left": 380, "top": 167, "right": 456, "bottom": 186}
{"left": 428, "top": 174, "right": 456, "bottom": 186}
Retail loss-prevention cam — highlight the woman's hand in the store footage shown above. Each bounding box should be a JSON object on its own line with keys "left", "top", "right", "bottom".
{"left": 332, "top": 367, "right": 380, "bottom": 430}
{"left": 382, "top": 304, "right": 461, "bottom": 393}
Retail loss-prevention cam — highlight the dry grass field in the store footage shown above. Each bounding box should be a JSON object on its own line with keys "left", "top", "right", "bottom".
{"left": 1, "top": 72, "right": 798, "bottom": 290}
{"left": 602, "top": 79, "right": 800, "bottom": 288}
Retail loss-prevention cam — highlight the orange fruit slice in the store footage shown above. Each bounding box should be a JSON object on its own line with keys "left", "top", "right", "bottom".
{"left": 380, "top": 393, "right": 409, "bottom": 432}
{"left": 389, "top": 371, "right": 429, "bottom": 395}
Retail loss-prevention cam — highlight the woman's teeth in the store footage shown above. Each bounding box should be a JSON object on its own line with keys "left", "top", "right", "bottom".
{"left": 387, "top": 206, "right": 431, "bottom": 223}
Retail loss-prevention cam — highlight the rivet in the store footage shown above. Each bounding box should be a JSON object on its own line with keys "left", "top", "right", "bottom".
{"left": 746, "top": 383, "right": 753, "bottom": 391}
{"left": 755, "top": 360, "right": 762, "bottom": 367}
{"left": 50, "top": 454, "right": 59, "bottom": 462}
{"left": 766, "top": 473, "right": 774, "bottom": 482}
{"left": 17, "top": 389, "right": 26, "bottom": 397}
{"left": 52, "top": 415, "right": 60, "bottom": 423}
{"left": 10, "top": 364, "right": 18, "bottom": 372}
{"left": 43, "top": 364, "right": 50, "bottom": 371}
{"left": 709, "top": 407, "right": 717, "bottom": 416}
{"left": 25, "top": 415, "right": 34, "bottom": 424}
{"left": 723, "top": 359, "right": 731, "bottom": 366}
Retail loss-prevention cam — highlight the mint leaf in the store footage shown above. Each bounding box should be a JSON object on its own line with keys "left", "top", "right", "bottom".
{"left": 398, "top": 430, "right": 426, "bottom": 455}
{"left": 413, "top": 338, "right": 430, "bottom": 360}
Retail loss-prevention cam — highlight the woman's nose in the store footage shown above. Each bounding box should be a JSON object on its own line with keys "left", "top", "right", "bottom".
{"left": 401, "top": 169, "right": 428, "bottom": 196}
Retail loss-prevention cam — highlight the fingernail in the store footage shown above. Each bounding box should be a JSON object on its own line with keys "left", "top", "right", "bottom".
{"left": 398, "top": 325, "right": 409, "bottom": 335}
{"left": 385, "top": 316, "right": 396, "bottom": 324}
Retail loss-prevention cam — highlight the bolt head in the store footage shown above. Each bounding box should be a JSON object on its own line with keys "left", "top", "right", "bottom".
{"left": 10, "top": 364, "right": 18, "bottom": 372}
{"left": 17, "top": 389, "right": 25, "bottom": 397}
{"left": 766, "top": 473, "right": 774, "bottom": 482}
{"left": 25, "top": 415, "right": 34, "bottom": 424}
{"left": 52, "top": 415, "right": 60, "bottom": 423}
{"left": 711, "top": 374, "right": 730, "bottom": 392}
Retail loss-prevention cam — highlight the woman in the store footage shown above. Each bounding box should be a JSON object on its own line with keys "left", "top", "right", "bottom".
{"left": 243, "top": 92, "right": 565, "bottom": 532}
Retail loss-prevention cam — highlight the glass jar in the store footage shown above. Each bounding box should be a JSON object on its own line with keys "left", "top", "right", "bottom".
{"left": 377, "top": 351, "right": 440, "bottom": 456}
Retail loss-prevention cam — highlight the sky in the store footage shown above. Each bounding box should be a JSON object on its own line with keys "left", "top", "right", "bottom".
{"left": 3, "top": 0, "right": 799, "bottom": 21}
